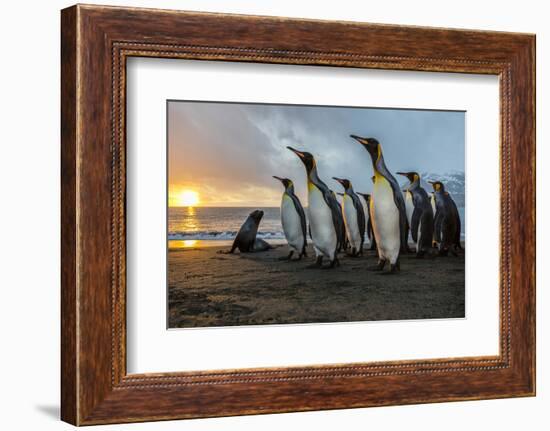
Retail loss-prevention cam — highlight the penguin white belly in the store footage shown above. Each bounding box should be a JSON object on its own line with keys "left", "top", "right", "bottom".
{"left": 281, "top": 195, "right": 304, "bottom": 252}
{"left": 404, "top": 191, "right": 414, "bottom": 235}
{"left": 308, "top": 184, "right": 337, "bottom": 259}
{"left": 342, "top": 194, "right": 362, "bottom": 251}
{"left": 371, "top": 177, "right": 400, "bottom": 264}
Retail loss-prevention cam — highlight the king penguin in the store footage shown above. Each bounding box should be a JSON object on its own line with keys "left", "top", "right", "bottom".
{"left": 273, "top": 176, "right": 308, "bottom": 261}
{"left": 333, "top": 178, "right": 366, "bottom": 256}
{"left": 287, "top": 147, "right": 345, "bottom": 268}
{"left": 397, "top": 172, "right": 435, "bottom": 257}
{"left": 357, "top": 192, "right": 377, "bottom": 251}
{"left": 429, "top": 181, "right": 462, "bottom": 256}
{"left": 351, "top": 135, "right": 408, "bottom": 273}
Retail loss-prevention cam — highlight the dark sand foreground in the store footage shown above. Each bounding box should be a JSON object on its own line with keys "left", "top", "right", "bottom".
{"left": 168, "top": 244, "right": 465, "bottom": 328}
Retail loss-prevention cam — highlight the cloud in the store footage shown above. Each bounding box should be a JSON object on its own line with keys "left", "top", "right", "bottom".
{"left": 168, "top": 101, "right": 465, "bottom": 207}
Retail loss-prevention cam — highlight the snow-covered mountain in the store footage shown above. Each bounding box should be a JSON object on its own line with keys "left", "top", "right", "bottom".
{"left": 400, "top": 171, "right": 465, "bottom": 207}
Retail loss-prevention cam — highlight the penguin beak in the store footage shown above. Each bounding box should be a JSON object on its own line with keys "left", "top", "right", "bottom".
{"left": 396, "top": 172, "right": 412, "bottom": 182}
{"left": 286, "top": 146, "right": 305, "bottom": 160}
{"left": 351, "top": 135, "right": 378, "bottom": 158}
{"left": 332, "top": 177, "right": 344, "bottom": 184}
{"left": 350, "top": 134, "right": 368, "bottom": 146}
{"left": 272, "top": 175, "right": 283, "bottom": 182}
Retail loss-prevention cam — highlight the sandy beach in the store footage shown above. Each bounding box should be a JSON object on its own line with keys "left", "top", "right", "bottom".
{"left": 168, "top": 244, "right": 465, "bottom": 328}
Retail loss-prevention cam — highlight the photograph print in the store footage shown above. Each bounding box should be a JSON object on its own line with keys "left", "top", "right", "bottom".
{"left": 167, "top": 101, "right": 465, "bottom": 329}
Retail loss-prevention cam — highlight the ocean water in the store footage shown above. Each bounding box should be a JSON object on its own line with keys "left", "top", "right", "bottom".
{"left": 168, "top": 207, "right": 284, "bottom": 243}
{"left": 168, "top": 206, "right": 466, "bottom": 248}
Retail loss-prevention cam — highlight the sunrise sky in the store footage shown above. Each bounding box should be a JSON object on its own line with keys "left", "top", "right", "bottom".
{"left": 168, "top": 101, "right": 465, "bottom": 207}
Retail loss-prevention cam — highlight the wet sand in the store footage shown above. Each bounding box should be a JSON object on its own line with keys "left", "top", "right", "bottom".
{"left": 168, "top": 244, "right": 465, "bottom": 328}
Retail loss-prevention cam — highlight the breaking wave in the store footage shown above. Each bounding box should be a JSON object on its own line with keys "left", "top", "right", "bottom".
{"left": 168, "top": 230, "right": 285, "bottom": 241}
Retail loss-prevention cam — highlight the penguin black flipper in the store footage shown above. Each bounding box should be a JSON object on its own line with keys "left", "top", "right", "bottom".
{"left": 322, "top": 188, "right": 345, "bottom": 250}
{"left": 289, "top": 192, "right": 308, "bottom": 253}
{"left": 351, "top": 193, "right": 366, "bottom": 250}
{"left": 386, "top": 176, "right": 410, "bottom": 252}
{"left": 366, "top": 218, "right": 372, "bottom": 239}
{"left": 455, "top": 214, "right": 462, "bottom": 250}
{"left": 418, "top": 210, "right": 435, "bottom": 254}
{"left": 411, "top": 207, "right": 422, "bottom": 243}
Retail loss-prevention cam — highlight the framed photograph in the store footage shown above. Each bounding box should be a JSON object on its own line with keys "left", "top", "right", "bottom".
{"left": 61, "top": 4, "right": 535, "bottom": 425}
{"left": 165, "top": 100, "right": 467, "bottom": 330}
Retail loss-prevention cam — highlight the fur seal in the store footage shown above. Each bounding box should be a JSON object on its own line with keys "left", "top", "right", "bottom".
{"left": 226, "top": 210, "right": 271, "bottom": 253}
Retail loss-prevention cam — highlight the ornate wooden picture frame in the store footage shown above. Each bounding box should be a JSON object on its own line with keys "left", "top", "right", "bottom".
{"left": 61, "top": 4, "right": 535, "bottom": 425}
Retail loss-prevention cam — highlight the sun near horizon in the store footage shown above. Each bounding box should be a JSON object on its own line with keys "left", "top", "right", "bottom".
{"left": 171, "top": 189, "right": 200, "bottom": 207}
{"left": 168, "top": 183, "right": 282, "bottom": 208}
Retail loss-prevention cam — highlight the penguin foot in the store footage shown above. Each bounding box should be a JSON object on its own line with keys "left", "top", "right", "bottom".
{"left": 306, "top": 256, "right": 324, "bottom": 269}
{"left": 368, "top": 259, "right": 386, "bottom": 271}
{"left": 380, "top": 261, "right": 400, "bottom": 275}
{"left": 423, "top": 248, "right": 437, "bottom": 259}
{"left": 322, "top": 257, "right": 340, "bottom": 269}
{"left": 278, "top": 251, "right": 295, "bottom": 261}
